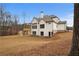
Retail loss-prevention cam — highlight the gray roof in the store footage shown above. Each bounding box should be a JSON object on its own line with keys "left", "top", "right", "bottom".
{"left": 58, "top": 21, "right": 66, "bottom": 24}
{"left": 33, "top": 15, "right": 60, "bottom": 23}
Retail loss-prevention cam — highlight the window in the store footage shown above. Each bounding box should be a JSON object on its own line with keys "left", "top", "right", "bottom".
{"left": 47, "top": 22, "right": 51, "bottom": 24}
{"left": 32, "top": 31, "right": 36, "bottom": 35}
{"left": 40, "top": 24, "right": 45, "bottom": 28}
{"left": 32, "top": 25, "right": 37, "bottom": 29}
{"left": 40, "top": 31, "right": 44, "bottom": 36}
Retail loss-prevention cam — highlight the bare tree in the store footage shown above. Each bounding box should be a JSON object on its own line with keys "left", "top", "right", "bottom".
{"left": 22, "top": 12, "right": 27, "bottom": 28}
{"left": 69, "top": 3, "right": 79, "bottom": 56}
{"left": 0, "top": 5, "right": 5, "bottom": 35}
{"left": 0, "top": 5, "right": 19, "bottom": 35}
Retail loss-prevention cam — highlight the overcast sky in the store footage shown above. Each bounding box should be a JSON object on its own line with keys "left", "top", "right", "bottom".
{"left": 0, "top": 3, "right": 74, "bottom": 26}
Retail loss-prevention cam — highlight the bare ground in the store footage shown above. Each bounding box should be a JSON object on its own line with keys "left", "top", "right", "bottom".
{"left": 0, "top": 32, "right": 72, "bottom": 56}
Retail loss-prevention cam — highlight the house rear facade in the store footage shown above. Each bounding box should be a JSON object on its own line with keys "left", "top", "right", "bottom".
{"left": 31, "top": 11, "right": 67, "bottom": 37}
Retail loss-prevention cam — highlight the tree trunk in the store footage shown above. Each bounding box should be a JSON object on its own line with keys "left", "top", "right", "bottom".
{"left": 69, "top": 3, "right": 79, "bottom": 56}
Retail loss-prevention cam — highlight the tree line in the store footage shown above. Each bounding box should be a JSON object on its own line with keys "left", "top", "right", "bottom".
{"left": 0, "top": 6, "right": 19, "bottom": 36}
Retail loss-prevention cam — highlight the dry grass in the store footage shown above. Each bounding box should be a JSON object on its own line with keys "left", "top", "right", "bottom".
{"left": 0, "top": 32, "right": 72, "bottom": 56}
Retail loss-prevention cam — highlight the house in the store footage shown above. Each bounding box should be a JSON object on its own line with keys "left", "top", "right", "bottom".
{"left": 31, "top": 11, "right": 67, "bottom": 37}
{"left": 57, "top": 21, "right": 67, "bottom": 32}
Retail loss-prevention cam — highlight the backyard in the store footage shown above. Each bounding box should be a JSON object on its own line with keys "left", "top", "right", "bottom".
{"left": 0, "top": 32, "right": 72, "bottom": 56}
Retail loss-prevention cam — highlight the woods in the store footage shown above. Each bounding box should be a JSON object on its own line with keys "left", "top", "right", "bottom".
{"left": 0, "top": 6, "right": 19, "bottom": 36}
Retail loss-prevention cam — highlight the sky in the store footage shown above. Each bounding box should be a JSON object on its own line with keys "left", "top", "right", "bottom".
{"left": 0, "top": 3, "right": 74, "bottom": 26}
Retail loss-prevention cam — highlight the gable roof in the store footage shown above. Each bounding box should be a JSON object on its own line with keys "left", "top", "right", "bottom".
{"left": 33, "top": 15, "right": 60, "bottom": 23}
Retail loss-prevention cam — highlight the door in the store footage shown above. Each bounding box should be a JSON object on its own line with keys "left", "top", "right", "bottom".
{"left": 49, "top": 32, "right": 51, "bottom": 37}
{"left": 40, "top": 32, "right": 44, "bottom": 36}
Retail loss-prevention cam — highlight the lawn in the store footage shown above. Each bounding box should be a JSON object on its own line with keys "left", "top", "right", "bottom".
{"left": 0, "top": 32, "right": 72, "bottom": 56}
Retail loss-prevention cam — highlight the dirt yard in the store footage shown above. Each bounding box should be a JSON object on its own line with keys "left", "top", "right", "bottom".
{"left": 0, "top": 32, "right": 72, "bottom": 56}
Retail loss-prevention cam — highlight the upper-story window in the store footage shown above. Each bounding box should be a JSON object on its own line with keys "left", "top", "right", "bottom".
{"left": 48, "top": 22, "right": 51, "bottom": 24}
{"left": 32, "top": 25, "right": 37, "bottom": 29}
{"left": 40, "top": 24, "right": 45, "bottom": 28}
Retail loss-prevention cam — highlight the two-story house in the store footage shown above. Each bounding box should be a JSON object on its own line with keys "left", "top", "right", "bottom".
{"left": 31, "top": 11, "right": 67, "bottom": 37}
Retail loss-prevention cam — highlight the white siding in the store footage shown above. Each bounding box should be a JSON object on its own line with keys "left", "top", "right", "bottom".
{"left": 31, "top": 19, "right": 38, "bottom": 35}
{"left": 52, "top": 22, "right": 57, "bottom": 33}
{"left": 39, "top": 20, "right": 46, "bottom": 36}
{"left": 46, "top": 22, "right": 53, "bottom": 32}
{"left": 53, "top": 18, "right": 60, "bottom": 23}
{"left": 57, "top": 24, "right": 66, "bottom": 31}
